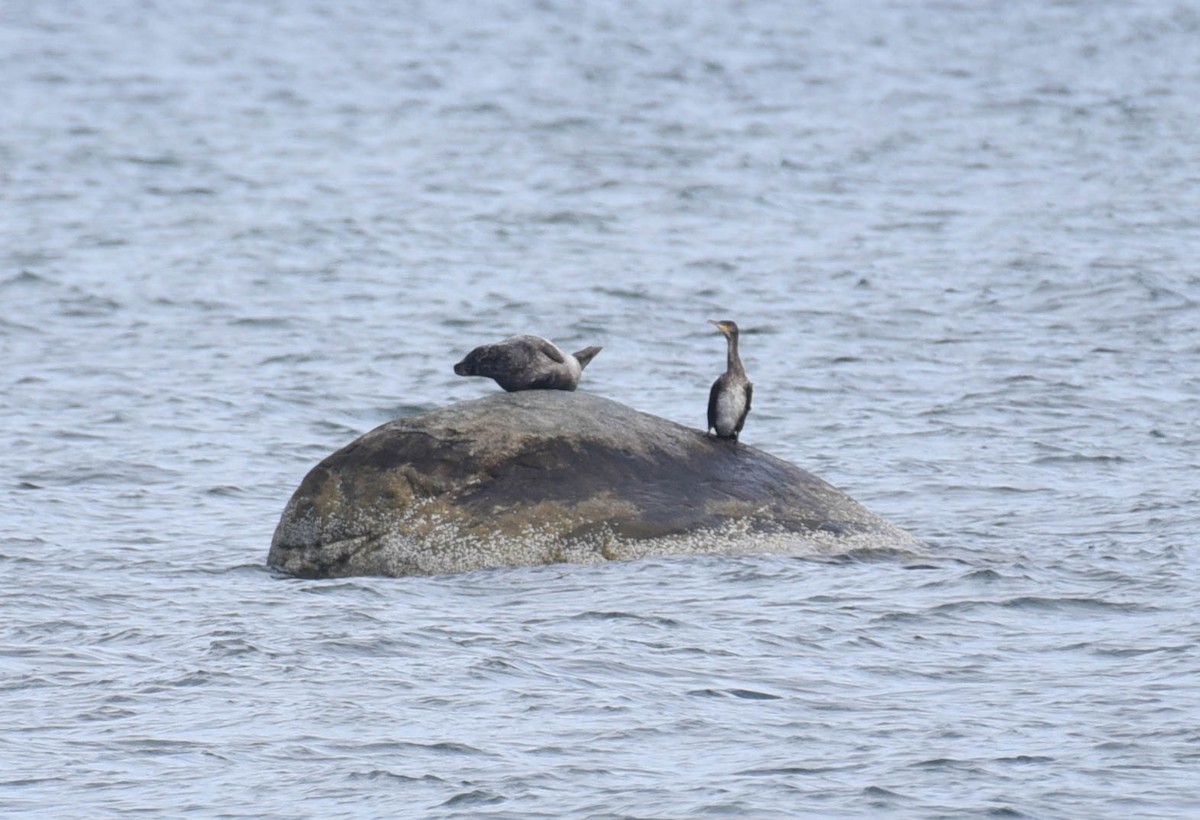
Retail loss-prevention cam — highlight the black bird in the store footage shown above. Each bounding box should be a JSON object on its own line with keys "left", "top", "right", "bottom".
{"left": 707, "top": 319, "right": 752, "bottom": 441}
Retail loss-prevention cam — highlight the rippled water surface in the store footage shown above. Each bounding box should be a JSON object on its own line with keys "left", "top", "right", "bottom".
{"left": 3, "top": 0, "right": 1199, "bottom": 816}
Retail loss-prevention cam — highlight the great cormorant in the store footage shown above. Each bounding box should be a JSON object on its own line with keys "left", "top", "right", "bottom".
{"left": 707, "top": 320, "right": 752, "bottom": 441}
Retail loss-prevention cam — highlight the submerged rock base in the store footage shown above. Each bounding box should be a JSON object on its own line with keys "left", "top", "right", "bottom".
{"left": 269, "top": 392, "right": 918, "bottom": 579}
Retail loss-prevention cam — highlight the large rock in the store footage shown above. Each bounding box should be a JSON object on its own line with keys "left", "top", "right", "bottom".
{"left": 268, "top": 391, "right": 918, "bottom": 578}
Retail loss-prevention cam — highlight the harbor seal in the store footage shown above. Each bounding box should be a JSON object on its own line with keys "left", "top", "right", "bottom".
{"left": 453, "top": 334, "right": 602, "bottom": 392}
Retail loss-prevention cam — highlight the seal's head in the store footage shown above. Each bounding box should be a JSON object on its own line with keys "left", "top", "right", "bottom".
{"left": 452, "top": 351, "right": 482, "bottom": 377}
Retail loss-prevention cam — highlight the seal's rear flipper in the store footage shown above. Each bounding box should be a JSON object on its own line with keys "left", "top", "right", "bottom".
{"left": 573, "top": 346, "right": 602, "bottom": 370}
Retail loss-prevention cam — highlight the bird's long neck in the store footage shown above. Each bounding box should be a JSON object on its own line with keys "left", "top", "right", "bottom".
{"left": 726, "top": 333, "right": 744, "bottom": 375}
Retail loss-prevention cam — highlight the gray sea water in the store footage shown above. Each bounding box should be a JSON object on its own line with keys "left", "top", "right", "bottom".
{"left": 3, "top": 0, "right": 1199, "bottom": 816}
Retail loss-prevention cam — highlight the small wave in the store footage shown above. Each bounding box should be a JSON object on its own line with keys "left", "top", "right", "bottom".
{"left": 1000, "top": 595, "right": 1144, "bottom": 612}
{"left": 118, "top": 737, "right": 204, "bottom": 753}
{"left": 534, "top": 116, "right": 599, "bottom": 131}
{"left": 438, "top": 101, "right": 508, "bottom": 117}
{"left": 439, "top": 789, "right": 505, "bottom": 808}
{"left": 0, "top": 775, "right": 69, "bottom": 788}
{"left": 1092, "top": 644, "right": 1191, "bottom": 657}
{"left": 727, "top": 688, "right": 782, "bottom": 700}
{"left": 347, "top": 770, "right": 446, "bottom": 784}
{"left": 119, "top": 154, "right": 183, "bottom": 166}
{"left": 1034, "top": 453, "right": 1128, "bottom": 465}
{"left": 229, "top": 316, "right": 294, "bottom": 328}
{"left": 294, "top": 579, "right": 388, "bottom": 597}
{"left": 203, "top": 562, "right": 274, "bottom": 578}
{"left": 909, "top": 757, "right": 986, "bottom": 773}
{"left": 205, "top": 638, "right": 263, "bottom": 657}
{"left": 0, "top": 270, "right": 54, "bottom": 289}
{"left": 145, "top": 186, "right": 216, "bottom": 197}
{"left": 597, "top": 286, "right": 654, "bottom": 300}
{"left": 570, "top": 610, "right": 681, "bottom": 628}
{"left": 993, "top": 755, "right": 1055, "bottom": 765}
{"left": 336, "top": 740, "right": 483, "bottom": 757}
{"left": 0, "top": 317, "right": 42, "bottom": 334}
{"left": 17, "top": 465, "right": 178, "bottom": 487}
{"left": 739, "top": 764, "right": 851, "bottom": 776}
{"left": 533, "top": 210, "right": 612, "bottom": 228}
{"left": 58, "top": 293, "right": 121, "bottom": 317}
{"left": 259, "top": 352, "right": 316, "bottom": 365}
{"left": 930, "top": 596, "right": 1145, "bottom": 616}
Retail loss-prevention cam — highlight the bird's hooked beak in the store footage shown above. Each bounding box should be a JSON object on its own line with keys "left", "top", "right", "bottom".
{"left": 708, "top": 319, "right": 731, "bottom": 336}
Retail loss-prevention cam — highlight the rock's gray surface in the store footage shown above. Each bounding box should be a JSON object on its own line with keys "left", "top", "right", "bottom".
{"left": 269, "top": 391, "right": 919, "bottom": 578}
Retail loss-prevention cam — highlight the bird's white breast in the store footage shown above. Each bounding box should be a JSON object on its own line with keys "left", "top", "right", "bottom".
{"left": 714, "top": 383, "right": 747, "bottom": 434}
